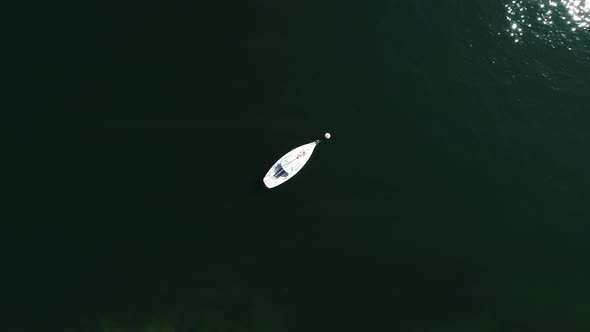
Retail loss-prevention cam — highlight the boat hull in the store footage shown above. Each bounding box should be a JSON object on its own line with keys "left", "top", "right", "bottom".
{"left": 263, "top": 141, "right": 318, "bottom": 189}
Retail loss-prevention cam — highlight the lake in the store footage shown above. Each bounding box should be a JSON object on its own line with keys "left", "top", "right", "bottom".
{"left": 5, "top": 0, "right": 590, "bottom": 331}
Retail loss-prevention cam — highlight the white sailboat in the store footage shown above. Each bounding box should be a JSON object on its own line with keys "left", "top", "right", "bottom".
{"left": 262, "top": 133, "right": 331, "bottom": 189}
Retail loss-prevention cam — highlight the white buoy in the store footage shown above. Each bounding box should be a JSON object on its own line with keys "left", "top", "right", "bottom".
{"left": 324, "top": 132, "right": 331, "bottom": 139}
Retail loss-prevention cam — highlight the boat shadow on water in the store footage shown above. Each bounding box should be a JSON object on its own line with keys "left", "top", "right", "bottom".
{"left": 249, "top": 174, "right": 271, "bottom": 194}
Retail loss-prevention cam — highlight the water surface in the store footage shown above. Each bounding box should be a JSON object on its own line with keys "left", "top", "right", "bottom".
{"left": 5, "top": 0, "right": 590, "bottom": 331}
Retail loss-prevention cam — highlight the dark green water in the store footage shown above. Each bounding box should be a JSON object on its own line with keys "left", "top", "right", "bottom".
{"left": 5, "top": 1, "right": 590, "bottom": 331}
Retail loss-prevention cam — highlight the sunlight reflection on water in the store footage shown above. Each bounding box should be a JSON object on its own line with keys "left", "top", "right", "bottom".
{"left": 504, "top": 0, "right": 590, "bottom": 46}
